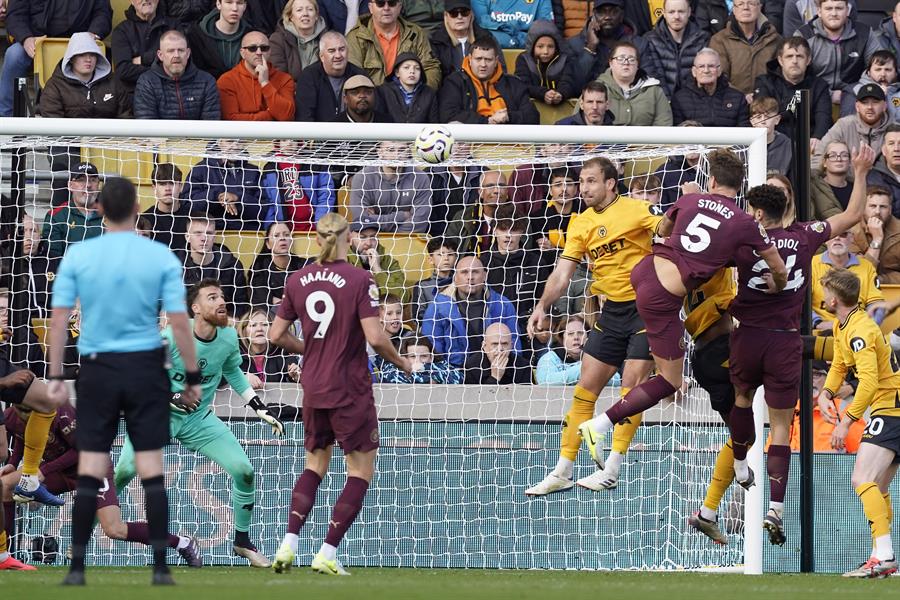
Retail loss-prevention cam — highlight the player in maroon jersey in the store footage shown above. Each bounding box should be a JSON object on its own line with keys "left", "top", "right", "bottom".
{"left": 0, "top": 403, "right": 201, "bottom": 568}
{"left": 578, "top": 149, "right": 788, "bottom": 466}
{"left": 718, "top": 144, "right": 876, "bottom": 547}
{"left": 268, "top": 213, "right": 411, "bottom": 576}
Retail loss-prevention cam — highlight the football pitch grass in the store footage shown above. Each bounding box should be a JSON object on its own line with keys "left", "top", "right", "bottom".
{"left": 1, "top": 567, "right": 898, "bottom": 599}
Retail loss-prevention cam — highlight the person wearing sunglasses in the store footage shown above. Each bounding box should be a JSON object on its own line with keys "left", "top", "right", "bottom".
{"left": 217, "top": 30, "right": 297, "bottom": 121}
{"left": 346, "top": 0, "right": 442, "bottom": 89}
{"left": 429, "top": 0, "right": 504, "bottom": 80}
{"left": 471, "top": 0, "right": 552, "bottom": 49}
{"left": 186, "top": 0, "right": 252, "bottom": 79}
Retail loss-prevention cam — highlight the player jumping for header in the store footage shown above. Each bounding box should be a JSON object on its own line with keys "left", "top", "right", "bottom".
{"left": 269, "top": 213, "right": 411, "bottom": 576}
{"left": 578, "top": 149, "right": 788, "bottom": 477}
{"left": 114, "top": 279, "right": 284, "bottom": 568}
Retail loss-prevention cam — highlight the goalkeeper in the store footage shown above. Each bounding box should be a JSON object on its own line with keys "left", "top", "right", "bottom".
{"left": 114, "top": 279, "right": 285, "bottom": 568}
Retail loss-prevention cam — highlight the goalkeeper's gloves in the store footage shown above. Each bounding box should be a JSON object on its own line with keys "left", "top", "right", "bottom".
{"left": 248, "top": 396, "right": 285, "bottom": 437}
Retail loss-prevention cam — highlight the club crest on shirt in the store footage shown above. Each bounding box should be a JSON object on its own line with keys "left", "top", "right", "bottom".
{"left": 850, "top": 337, "right": 866, "bottom": 353}
{"left": 198, "top": 358, "right": 208, "bottom": 370}
{"left": 368, "top": 284, "right": 380, "bottom": 301}
{"left": 758, "top": 222, "right": 770, "bottom": 243}
{"left": 598, "top": 226, "right": 607, "bottom": 238}
{"left": 809, "top": 221, "right": 826, "bottom": 233}
{"left": 649, "top": 204, "right": 664, "bottom": 216}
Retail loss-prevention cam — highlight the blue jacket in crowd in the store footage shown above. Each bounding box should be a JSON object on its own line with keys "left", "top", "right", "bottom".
{"left": 472, "top": 0, "right": 553, "bottom": 49}
{"left": 260, "top": 164, "right": 336, "bottom": 230}
{"left": 183, "top": 154, "right": 264, "bottom": 231}
{"left": 422, "top": 283, "right": 522, "bottom": 368}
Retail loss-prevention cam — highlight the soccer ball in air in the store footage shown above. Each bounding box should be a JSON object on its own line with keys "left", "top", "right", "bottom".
{"left": 414, "top": 126, "right": 455, "bottom": 164}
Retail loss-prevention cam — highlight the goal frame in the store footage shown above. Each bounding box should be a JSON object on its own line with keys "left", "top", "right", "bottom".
{"left": 0, "top": 118, "right": 768, "bottom": 574}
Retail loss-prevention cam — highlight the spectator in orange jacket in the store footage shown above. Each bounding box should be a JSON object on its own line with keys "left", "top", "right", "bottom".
{"left": 772, "top": 361, "right": 866, "bottom": 453}
{"left": 217, "top": 30, "right": 296, "bottom": 121}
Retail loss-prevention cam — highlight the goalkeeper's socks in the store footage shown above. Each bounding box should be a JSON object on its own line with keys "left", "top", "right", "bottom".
{"left": 234, "top": 530, "right": 251, "bottom": 548}
{"left": 324, "top": 477, "right": 369, "bottom": 547}
{"left": 551, "top": 457, "right": 574, "bottom": 479}
{"left": 141, "top": 475, "right": 169, "bottom": 570}
{"left": 70, "top": 475, "right": 103, "bottom": 573}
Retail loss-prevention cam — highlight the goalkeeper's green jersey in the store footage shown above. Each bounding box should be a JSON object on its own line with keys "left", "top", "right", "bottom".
{"left": 162, "top": 322, "right": 251, "bottom": 416}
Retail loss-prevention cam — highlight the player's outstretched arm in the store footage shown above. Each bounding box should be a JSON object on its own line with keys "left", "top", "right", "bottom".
{"left": 527, "top": 259, "right": 577, "bottom": 338}
{"left": 826, "top": 143, "right": 876, "bottom": 236}
{"left": 268, "top": 316, "right": 305, "bottom": 355}
{"left": 168, "top": 311, "right": 202, "bottom": 409}
{"left": 362, "top": 316, "right": 412, "bottom": 375}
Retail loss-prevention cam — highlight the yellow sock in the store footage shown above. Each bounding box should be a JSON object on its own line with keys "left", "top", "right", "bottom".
{"left": 22, "top": 410, "right": 56, "bottom": 476}
{"left": 611, "top": 388, "right": 641, "bottom": 454}
{"left": 560, "top": 385, "right": 598, "bottom": 461}
{"left": 703, "top": 440, "right": 736, "bottom": 512}
{"left": 885, "top": 492, "right": 893, "bottom": 528}
{"left": 0, "top": 531, "right": 7, "bottom": 555}
{"left": 857, "top": 482, "right": 891, "bottom": 542}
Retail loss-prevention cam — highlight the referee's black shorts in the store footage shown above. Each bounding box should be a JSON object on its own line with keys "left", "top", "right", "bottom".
{"left": 582, "top": 299, "right": 652, "bottom": 367}
{"left": 75, "top": 348, "right": 170, "bottom": 453}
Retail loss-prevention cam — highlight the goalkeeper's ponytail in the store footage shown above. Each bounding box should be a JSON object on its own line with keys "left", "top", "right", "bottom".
{"left": 316, "top": 212, "right": 349, "bottom": 264}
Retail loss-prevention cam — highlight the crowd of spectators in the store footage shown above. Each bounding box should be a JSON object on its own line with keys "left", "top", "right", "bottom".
{"left": 6, "top": 0, "right": 900, "bottom": 392}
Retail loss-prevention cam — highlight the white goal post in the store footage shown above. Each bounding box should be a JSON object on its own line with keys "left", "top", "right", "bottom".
{"left": 0, "top": 118, "right": 767, "bottom": 573}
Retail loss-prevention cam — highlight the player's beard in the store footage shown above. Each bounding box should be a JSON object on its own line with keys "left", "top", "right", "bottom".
{"left": 207, "top": 310, "right": 229, "bottom": 328}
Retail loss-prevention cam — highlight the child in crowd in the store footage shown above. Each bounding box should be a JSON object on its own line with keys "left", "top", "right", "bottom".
{"left": 514, "top": 20, "right": 576, "bottom": 104}
{"left": 628, "top": 174, "right": 662, "bottom": 206}
{"left": 261, "top": 139, "right": 335, "bottom": 232}
{"left": 750, "top": 96, "right": 792, "bottom": 176}
{"left": 376, "top": 337, "right": 463, "bottom": 384}
{"left": 533, "top": 168, "right": 584, "bottom": 251}
{"left": 411, "top": 237, "right": 459, "bottom": 323}
{"left": 376, "top": 53, "right": 439, "bottom": 123}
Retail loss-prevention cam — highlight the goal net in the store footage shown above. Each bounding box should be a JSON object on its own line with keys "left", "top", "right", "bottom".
{"left": 0, "top": 120, "right": 767, "bottom": 572}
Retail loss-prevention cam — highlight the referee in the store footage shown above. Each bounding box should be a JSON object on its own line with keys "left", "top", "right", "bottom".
{"left": 46, "top": 177, "right": 201, "bottom": 586}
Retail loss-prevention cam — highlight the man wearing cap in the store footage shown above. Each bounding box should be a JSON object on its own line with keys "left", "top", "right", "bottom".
{"left": 568, "top": 0, "right": 647, "bottom": 91}
{"left": 41, "top": 163, "right": 104, "bottom": 260}
{"left": 348, "top": 223, "right": 409, "bottom": 302}
{"left": 471, "top": 0, "right": 552, "bottom": 49}
{"left": 295, "top": 31, "right": 368, "bottom": 121}
{"left": 217, "top": 31, "right": 296, "bottom": 121}
{"left": 813, "top": 82, "right": 891, "bottom": 170}
{"left": 334, "top": 74, "right": 394, "bottom": 122}
{"left": 347, "top": 0, "right": 441, "bottom": 88}
{"left": 429, "top": 0, "right": 501, "bottom": 79}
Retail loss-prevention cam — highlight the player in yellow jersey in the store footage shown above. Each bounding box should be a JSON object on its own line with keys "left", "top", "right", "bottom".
{"left": 525, "top": 157, "right": 660, "bottom": 495}
{"left": 820, "top": 268, "right": 899, "bottom": 578}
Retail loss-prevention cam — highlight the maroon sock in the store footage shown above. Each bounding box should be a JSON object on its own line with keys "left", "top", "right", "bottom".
{"left": 767, "top": 444, "right": 791, "bottom": 504}
{"left": 126, "top": 521, "right": 180, "bottom": 549}
{"left": 729, "top": 405, "right": 756, "bottom": 461}
{"left": 606, "top": 377, "right": 678, "bottom": 424}
{"left": 3, "top": 501, "right": 15, "bottom": 540}
{"left": 288, "top": 470, "right": 323, "bottom": 535}
{"left": 324, "top": 477, "right": 369, "bottom": 547}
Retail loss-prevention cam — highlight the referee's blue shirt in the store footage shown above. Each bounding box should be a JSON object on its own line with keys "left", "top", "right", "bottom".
{"left": 52, "top": 232, "right": 187, "bottom": 354}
